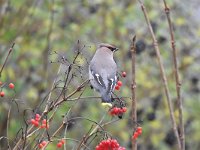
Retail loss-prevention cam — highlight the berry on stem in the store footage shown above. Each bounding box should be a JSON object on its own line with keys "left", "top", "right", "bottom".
{"left": 57, "top": 142, "right": 63, "bottom": 148}
{"left": 122, "top": 72, "right": 126, "bottom": 77}
{"left": 117, "top": 81, "right": 123, "bottom": 87}
{"left": 60, "top": 139, "right": 65, "bottom": 145}
{"left": 42, "top": 119, "right": 47, "bottom": 124}
{"left": 132, "top": 126, "right": 143, "bottom": 140}
{"left": 41, "top": 141, "right": 47, "bottom": 146}
{"left": 35, "top": 114, "right": 41, "bottom": 121}
{"left": 38, "top": 143, "right": 43, "bottom": 149}
{"left": 115, "top": 85, "right": 120, "bottom": 90}
{"left": 9, "top": 83, "right": 15, "bottom": 89}
{"left": 0, "top": 91, "right": 5, "bottom": 97}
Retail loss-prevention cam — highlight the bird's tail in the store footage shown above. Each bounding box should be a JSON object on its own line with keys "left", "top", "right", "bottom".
{"left": 101, "top": 93, "right": 112, "bottom": 103}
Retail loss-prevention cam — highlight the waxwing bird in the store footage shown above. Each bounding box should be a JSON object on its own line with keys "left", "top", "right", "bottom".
{"left": 89, "top": 43, "right": 118, "bottom": 103}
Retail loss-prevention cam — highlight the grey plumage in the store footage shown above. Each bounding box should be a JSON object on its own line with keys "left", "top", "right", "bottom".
{"left": 89, "top": 43, "right": 118, "bottom": 103}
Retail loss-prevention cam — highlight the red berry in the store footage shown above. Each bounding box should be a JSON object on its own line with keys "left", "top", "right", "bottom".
{"left": 40, "top": 124, "right": 46, "bottom": 129}
{"left": 119, "top": 147, "right": 126, "bottom": 150}
{"left": 30, "top": 119, "right": 36, "bottom": 124}
{"left": 41, "top": 141, "right": 47, "bottom": 146}
{"left": 137, "top": 129, "right": 142, "bottom": 135}
{"left": 95, "top": 145, "right": 100, "bottom": 150}
{"left": 9, "top": 83, "right": 15, "bottom": 89}
{"left": 34, "top": 121, "right": 39, "bottom": 127}
{"left": 42, "top": 119, "right": 47, "bottom": 124}
{"left": 30, "top": 119, "right": 39, "bottom": 127}
{"left": 122, "top": 107, "right": 127, "bottom": 113}
{"left": 133, "top": 132, "right": 139, "bottom": 139}
{"left": 0, "top": 91, "right": 5, "bottom": 97}
{"left": 57, "top": 142, "right": 63, "bottom": 148}
{"left": 113, "top": 107, "right": 119, "bottom": 115}
{"left": 115, "top": 85, "right": 120, "bottom": 90}
{"left": 118, "top": 108, "right": 123, "bottom": 114}
{"left": 35, "top": 114, "right": 41, "bottom": 121}
{"left": 35, "top": 118, "right": 40, "bottom": 121}
{"left": 60, "top": 139, "right": 65, "bottom": 145}
{"left": 122, "top": 72, "right": 126, "bottom": 77}
{"left": 136, "top": 127, "right": 142, "bottom": 132}
{"left": 117, "top": 81, "right": 123, "bottom": 86}
{"left": 38, "top": 143, "right": 43, "bottom": 149}
{"left": 35, "top": 113, "right": 40, "bottom": 118}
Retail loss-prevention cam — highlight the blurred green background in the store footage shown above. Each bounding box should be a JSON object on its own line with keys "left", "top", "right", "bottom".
{"left": 0, "top": 0, "right": 199, "bottom": 149}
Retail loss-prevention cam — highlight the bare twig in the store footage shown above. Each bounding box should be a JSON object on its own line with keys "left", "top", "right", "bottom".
{"left": 53, "top": 79, "right": 89, "bottom": 107}
{"left": 130, "top": 35, "right": 137, "bottom": 150}
{"left": 137, "top": 0, "right": 181, "bottom": 149}
{"left": 44, "top": 64, "right": 62, "bottom": 113}
{"left": 6, "top": 105, "right": 12, "bottom": 149}
{"left": 0, "top": 43, "right": 15, "bottom": 77}
{"left": 162, "top": 1, "right": 184, "bottom": 149}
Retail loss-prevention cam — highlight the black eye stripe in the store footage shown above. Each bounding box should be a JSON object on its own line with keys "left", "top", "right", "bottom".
{"left": 106, "top": 46, "right": 116, "bottom": 51}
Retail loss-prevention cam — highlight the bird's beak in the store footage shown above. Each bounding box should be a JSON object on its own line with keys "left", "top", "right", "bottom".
{"left": 114, "top": 48, "right": 119, "bottom": 52}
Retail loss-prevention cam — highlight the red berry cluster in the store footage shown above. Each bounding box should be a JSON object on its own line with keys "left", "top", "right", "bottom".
{"left": 30, "top": 114, "right": 49, "bottom": 129}
{"left": 38, "top": 141, "right": 47, "bottom": 149}
{"left": 0, "top": 82, "right": 15, "bottom": 97}
{"left": 115, "top": 81, "right": 123, "bottom": 91}
{"left": 30, "top": 114, "right": 41, "bottom": 127}
{"left": 109, "top": 107, "right": 127, "bottom": 116}
{"left": 57, "top": 139, "right": 65, "bottom": 148}
{"left": 115, "top": 71, "right": 126, "bottom": 91}
{"left": 96, "top": 138, "right": 126, "bottom": 150}
{"left": 132, "top": 127, "right": 142, "bottom": 140}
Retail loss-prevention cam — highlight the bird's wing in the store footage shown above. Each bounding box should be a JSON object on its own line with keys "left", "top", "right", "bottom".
{"left": 89, "top": 63, "right": 106, "bottom": 89}
{"left": 107, "top": 75, "right": 117, "bottom": 93}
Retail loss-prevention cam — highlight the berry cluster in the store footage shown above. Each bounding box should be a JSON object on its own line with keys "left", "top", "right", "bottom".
{"left": 115, "top": 81, "right": 123, "bottom": 91}
{"left": 30, "top": 114, "right": 49, "bottom": 129}
{"left": 132, "top": 127, "right": 142, "bottom": 140}
{"left": 57, "top": 139, "right": 65, "bottom": 148}
{"left": 0, "top": 82, "right": 15, "bottom": 97}
{"left": 109, "top": 107, "right": 127, "bottom": 116}
{"left": 38, "top": 141, "right": 47, "bottom": 149}
{"left": 96, "top": 138, "right": 125, "bottom": 150}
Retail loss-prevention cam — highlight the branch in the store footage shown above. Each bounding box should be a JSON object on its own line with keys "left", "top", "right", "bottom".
{"left": 130, "top": 35, "right": 137, "bottom": 150}
{"left": 0, "top": 43, "right": 15, "bottom": 78}
{"left": 162, "top": 1, "right": 184, "bottom": 149}
{"left": 137, "top": 0, "right": 181, "bottom": 149}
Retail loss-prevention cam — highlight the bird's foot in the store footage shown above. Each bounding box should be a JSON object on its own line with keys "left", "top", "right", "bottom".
{"left": 101, "top": 102, "right": 112, "bottom": 108}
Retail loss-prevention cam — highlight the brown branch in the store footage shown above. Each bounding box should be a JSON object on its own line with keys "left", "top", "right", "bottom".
{"left": 0, "top": 43, "right": 15, "bottom": 78}
{"left": 162, "top": 1, "right": 184, "bottom": 149}
{"left": 130, "top": 35, "right": 137, "bottom": 150}
{"left": 137, "top": 0, "right": 181, "bottom": 150}
{"left": 53, "top": 79, "right": 89, "bottom": 107}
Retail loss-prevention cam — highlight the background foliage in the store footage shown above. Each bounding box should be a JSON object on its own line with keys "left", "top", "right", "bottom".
{"left": 0, "top": 0, "right": 199, "bottom": 149}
